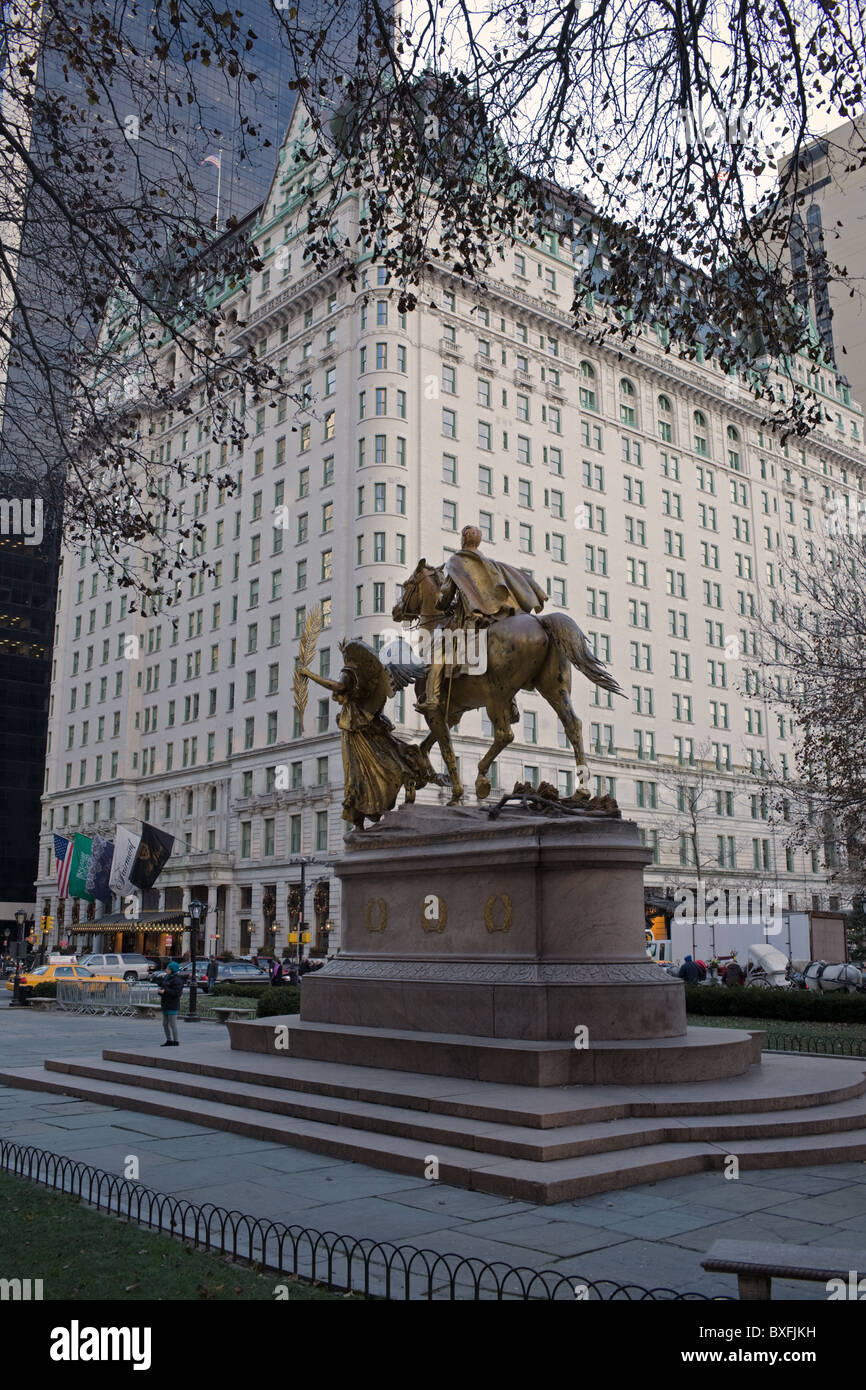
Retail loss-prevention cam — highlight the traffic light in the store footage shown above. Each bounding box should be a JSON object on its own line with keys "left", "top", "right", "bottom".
{"left": 45, "top": 916, "right": 54, "bottom": 932}
{"left": 40, "top": 915, "right": 47, "bottom": 931}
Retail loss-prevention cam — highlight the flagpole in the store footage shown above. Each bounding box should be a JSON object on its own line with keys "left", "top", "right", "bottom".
{"left": 215, "top": 148, "right": 222, "bottom": 231}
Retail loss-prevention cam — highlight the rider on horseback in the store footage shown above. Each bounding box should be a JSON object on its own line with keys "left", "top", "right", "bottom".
{"left": 415, "top": 525, "right": 548, "bottom": 714}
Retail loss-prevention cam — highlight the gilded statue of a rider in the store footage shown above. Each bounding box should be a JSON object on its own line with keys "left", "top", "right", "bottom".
{"left": 415, "top": 525, "right": 548, "bottom": 714}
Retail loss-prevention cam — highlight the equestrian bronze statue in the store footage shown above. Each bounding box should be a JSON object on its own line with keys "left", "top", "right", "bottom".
{"left": 391, "top": 525, "right": 624, "bottom": 803}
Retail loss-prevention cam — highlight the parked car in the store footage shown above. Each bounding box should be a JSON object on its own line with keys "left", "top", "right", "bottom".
{"left": 79, "top": 952, "right": 158, "bottom": 983}
{"left": 207, "top": 961, "right": 269, "bottom": 990}
{"left": 150, "top": 959, "right": 270, "bottom": 992}
{"left": 5, "top": 961, "right": 114, "bottom": 992}
{"left": 150, "top": 960, "right": 207, "bottom": 989}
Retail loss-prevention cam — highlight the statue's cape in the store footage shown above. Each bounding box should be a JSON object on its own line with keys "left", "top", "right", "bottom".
{"left": 444, "top": 550, "right": 547, "bottom": 619}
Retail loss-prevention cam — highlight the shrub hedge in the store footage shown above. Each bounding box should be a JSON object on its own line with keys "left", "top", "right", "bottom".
{"left": 211, "top": 981, "right": 269, "bottom": 999}
{"left": 256, "top": 986, "right": 301, "bottom": 1018}
{"left": 31, "top": 982, "right": 57, "bottom": 998}
{"left": 685, "top": 984, "right": 866, "bottom": 1022}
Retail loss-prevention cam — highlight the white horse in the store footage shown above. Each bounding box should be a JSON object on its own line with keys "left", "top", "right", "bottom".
{"left": 802, "top": 961, "right": 863, "bottom": 994}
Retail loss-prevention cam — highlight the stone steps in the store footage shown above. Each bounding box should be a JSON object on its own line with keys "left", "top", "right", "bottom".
{"left": 3, "top": 1044, "right": 866, "bottom": 1202}
{"left": 30, "top": 1055, "right": 866, "bottom": 1163}
{"left": 225, "top": 1015, "right": 763, "bottom": 1086}
{"left": 101, "top": 1046, "right": 866, "bottom": 1123}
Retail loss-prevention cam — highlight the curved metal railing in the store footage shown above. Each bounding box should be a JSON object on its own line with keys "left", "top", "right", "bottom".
{"left": 0, "top": 1140, "right": 727, "bottom": 1301}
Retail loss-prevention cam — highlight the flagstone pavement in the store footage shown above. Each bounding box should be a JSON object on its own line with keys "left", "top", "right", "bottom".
{"left": 2, "top": 998, "right": 866, "bottom": 1299}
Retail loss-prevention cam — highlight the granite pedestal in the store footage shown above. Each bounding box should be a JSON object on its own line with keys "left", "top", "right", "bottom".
{"left": 232, "top": 804, "right": 757, "bottom": 1085}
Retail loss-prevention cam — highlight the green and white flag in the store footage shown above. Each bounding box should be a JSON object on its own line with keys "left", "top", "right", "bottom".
{"left": 68, "top": 834, "right": 94, "bottom": 902}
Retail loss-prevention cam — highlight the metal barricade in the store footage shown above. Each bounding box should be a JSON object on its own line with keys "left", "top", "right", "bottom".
{"left": 56, "top": 980, "right": 135, "bottom": 1016}
{"left": 128, "top": 984, "right": 160, "bottom": 1007}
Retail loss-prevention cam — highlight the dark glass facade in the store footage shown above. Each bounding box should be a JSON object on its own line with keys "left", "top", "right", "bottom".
{"left": 0, "top": 513, "right": 58, "bottom": 909}
{"left": 0, "top": 1, "right": 366, "bottom": 911}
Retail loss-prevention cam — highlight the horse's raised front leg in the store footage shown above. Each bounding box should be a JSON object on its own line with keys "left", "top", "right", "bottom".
{"left": 475, "top": 704, "right": 515, "bottom": 799}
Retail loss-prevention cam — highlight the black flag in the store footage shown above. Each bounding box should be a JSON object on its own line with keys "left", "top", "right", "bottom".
{"left": 129, "top": 823, "right": 175, "bottom": 890}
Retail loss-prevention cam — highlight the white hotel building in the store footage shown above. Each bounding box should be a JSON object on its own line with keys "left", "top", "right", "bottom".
{"left": 35, "top": 106, "right": 866, "bottom": 958}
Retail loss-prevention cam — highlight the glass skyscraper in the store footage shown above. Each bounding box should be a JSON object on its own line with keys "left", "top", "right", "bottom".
{"left": 0, "top": 0, "right": 368, "bottom": 920}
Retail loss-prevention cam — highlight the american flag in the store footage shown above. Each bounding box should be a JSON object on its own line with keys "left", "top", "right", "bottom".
{"left": 54, "top": 834, "right": 73, "bottom": 898}
{"left": 200, "top": 153, "right": 221, "bottom": 170}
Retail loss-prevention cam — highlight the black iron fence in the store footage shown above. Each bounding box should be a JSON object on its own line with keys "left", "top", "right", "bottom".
{"left": 765, "top": 1033, "right": 866, "bottom": 1057}
{"left": 0, "top": 1140, "right": 726, "bottom": 1301}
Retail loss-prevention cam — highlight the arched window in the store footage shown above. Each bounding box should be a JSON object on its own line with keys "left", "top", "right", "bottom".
{"left": 657, "top": 394, "right": 673, "bottom": 443}
{"left": 694, "top": 410, "right": 709, "bottom": 456}
{"left": 727, "top": 424, "right": 741, "bottom": 471}
{"left": 619, "top": 377, "right": 637, "bottom": 426}
{"left": 579, "top": 361, "right": 597, "bottom": 411}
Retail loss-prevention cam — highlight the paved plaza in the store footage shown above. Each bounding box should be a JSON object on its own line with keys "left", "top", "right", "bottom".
{"left": 3, "top": 1000, "right": 866, "bottom": 1298}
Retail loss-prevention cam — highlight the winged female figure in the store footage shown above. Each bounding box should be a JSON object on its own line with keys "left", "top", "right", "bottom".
{"left": 298, "top": 639, "right": 441, "bottom": 830}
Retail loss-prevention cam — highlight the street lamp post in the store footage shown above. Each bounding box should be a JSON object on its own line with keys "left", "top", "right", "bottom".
{"left": 286, "top": 856, "right": 330, "bottom": 965}
{"left": 298, "top": 858, "right": 307, "bottom": 966}
{"left": 186, "top": 898, "right": 207, "bottom": 1023}
{"left": 11, "top": 909, "right": 27, "bottom": 1006}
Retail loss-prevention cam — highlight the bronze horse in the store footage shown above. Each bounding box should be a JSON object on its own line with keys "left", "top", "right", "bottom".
{"left": 392, "top": 560, "right": 624, "bottom": 802}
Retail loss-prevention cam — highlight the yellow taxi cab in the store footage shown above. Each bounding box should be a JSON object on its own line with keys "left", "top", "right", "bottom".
{"left": 5, "top": 961, "right": 115, "bottom": 991}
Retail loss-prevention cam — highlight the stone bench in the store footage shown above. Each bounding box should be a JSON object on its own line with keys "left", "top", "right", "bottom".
{"left": 211, "top": 1006, "right": 257, "bottom": 1024}
{"left": 27, "top": 997, "right": 56, "bottom": 1011}
{"left": 702, "top": 1239, "right": 866, "bottom": 1299}
{"left": 133, "top": 1003, "right": 162, "bottom": 1018}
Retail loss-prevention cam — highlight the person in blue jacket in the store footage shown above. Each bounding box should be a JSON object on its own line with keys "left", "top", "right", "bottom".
{"left": 158, "top": 961, "right": 183, "bottom": 1045}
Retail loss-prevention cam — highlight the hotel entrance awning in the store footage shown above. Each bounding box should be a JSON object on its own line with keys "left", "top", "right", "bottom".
{"left": 68, "top": 911, "right": 186, "bottom": 934}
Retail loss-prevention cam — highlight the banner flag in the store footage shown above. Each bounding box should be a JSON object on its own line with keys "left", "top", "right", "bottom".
{"left": 53, "top": 834, "right": 73, "bottom": 898}
{"left": 130, "top": 823, "right": 175, "bottom": 891}
{"left": 109, "top": 825, "right": 141, "bottom": 898}
{"left": 86, "top": 833, "right": 115, "bottom": 905}
{"left": 68, "top": 834, "right": 94, "bottom": 901}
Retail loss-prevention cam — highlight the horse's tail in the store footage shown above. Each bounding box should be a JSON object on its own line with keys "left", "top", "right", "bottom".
{"left": 538, "top": 613, "right": 625, "bottom": 695}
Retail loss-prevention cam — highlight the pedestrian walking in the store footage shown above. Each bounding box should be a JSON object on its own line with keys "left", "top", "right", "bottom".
{"left": 205, "top": 956, "right": 218, "bottom": 993}
{"left": 158, "top": 961, "right": 183, "bottom": 1045}
{"left": 271, "top": 957, "right": 283, "bottom": 986}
